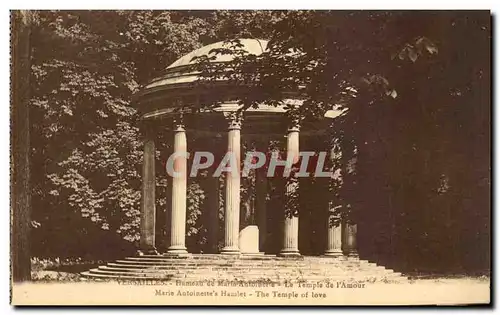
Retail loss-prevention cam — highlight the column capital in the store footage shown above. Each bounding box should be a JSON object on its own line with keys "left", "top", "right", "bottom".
{"left": 173, "top": 114, "right": 185, "bottom": 132}
{"left": 287, "top": 117, "right": 300, "bottom": 132}
{"left": 224, "top": 111, "right": 243, "bottom": 130}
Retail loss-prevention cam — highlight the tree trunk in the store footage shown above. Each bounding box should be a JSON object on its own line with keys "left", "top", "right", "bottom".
{"left": 11, "top": 10, "right": 34, "bottom": 282}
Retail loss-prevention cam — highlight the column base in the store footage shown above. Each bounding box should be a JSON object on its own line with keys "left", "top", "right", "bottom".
{"left": 220, "top": 246, "right": 240, "bottom": 255}
{"left": 323, "top": 250, "right": 343, "bottom": 257}
{"left": 163, "top": 253, "right": 191, "bottom": 258}
{"left": 278, "top": 249, "right": 301, "bottom": 257}
{"left": 344, "top": 251, "right": 359, "bottom": 258}
{"left": 136, "top": 248, "right": 159, "bottom": 256}
{"left": 167, "top": 245, "right": 188, "bottom": 255}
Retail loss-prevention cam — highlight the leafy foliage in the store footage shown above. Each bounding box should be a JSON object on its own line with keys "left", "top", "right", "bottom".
{"left": 29, "top": 10, "right": 283, "bottom": 258}
{"left": 194, "top": 11, "right": 490, "bottom": 272}
{"left": 28, "top": 11, "right": 490, "bottom": 274}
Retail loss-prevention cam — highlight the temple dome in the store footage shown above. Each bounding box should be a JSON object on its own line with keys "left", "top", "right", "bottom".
{"left": 140, "top": 38, "right": 268, "bottom": 95}
{"left": 167, "top": 38, "right": 268, "bottom": 69}
{"left": 136, "top": 38, "right": 341, "bottom": 124}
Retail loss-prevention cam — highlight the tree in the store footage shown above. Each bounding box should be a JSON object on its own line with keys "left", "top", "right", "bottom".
{"left": 26, "top": 11, "right": 490, "bottom": 273}
{"left": 194, "top": 11, "right": 491, "bottom": 272}
{"left": 28, "top": 10, "right": 282, "bottom": 258}
{"left": 11, "top": 10, "right": 36, "bottom": 282}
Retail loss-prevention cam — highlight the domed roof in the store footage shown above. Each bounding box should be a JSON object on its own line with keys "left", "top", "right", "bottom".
{"left": 137, "top": 38, "right": 342, "bottom": 123}
{"left": 142, "top": 39, "right": 269, "bottom": 91}
{"left": 167, "top": 38, "right": 268, "bottom": 69}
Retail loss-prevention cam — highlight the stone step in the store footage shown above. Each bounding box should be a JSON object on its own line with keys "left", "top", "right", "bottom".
{"left": 117, "top": 262, "right": 313, "bottom": 269}
{"left": 121, "top": 258, "right": 377, "bottom": 268}
{"left": 97, "top": 267, "right": 307, "bottom": 277}
{"left": 111, "top": 263, "right": 382, "bottom": 274}
{"left": 98, "top": 266, "right": 400, "bottom": 278}
{"left": 138, "top": 254, "right": 303, "bottom": 261}
{"left": 81, "top": 254, "right": 407, "bottom": 283}
{"left": 125, "top": 257, "right": 311, "bottom": 264}
{"left": 107, "top": 263, "right": 197, "bottom": 270}
{"left": 105, "top": 263, "right": 392, "bottom": 274}
{"left": 148, "top": 255, "right": 373, "bottom": 262}
{"left": 88, "top": 269, "right": 175, "bottom": 278}
{"left": 94, "top": 266, "right": 403, "bottom": 277}
{"left": 80, "top": 271, "right": 170, "bottom": 281}
{"left": 109, "top": 263, "right": 384, "bottom": 275}
{"left": 106, "top": 264, "right": 312, "bottom": 272}
{"left": 103, "top": 264, "right": 383, "bottom": 272}
{"left": 115, "top": 260, "right": 312, "bottom": 268}
{"left": 126, "top": 260, "right": 375, "bottom": 267}
{"left": 131, "top": 254, "right": 373, "bottom": 260}
{"left": 128, "top": 264, "right": 377, "bottom": 271}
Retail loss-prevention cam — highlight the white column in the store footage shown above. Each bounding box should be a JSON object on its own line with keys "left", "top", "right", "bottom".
{"left": 167, "top": 117, "right": 188, "bottom": 254}
{"left": 280, "top": 120, "right": 300, "bottom": 256}
{"left": 139, "top": 135, "right": 157, "bottom": 254}
{"left": 221, "top": 112, "right": 242, "bottom": 254}
{"left": 325, "top": 203, "right": 343, "bottom": 256}
{"left": 343, "top": 222, "right": 359, "bottom": 257}
{"left": 325, "top": 146, "right": 342, "bottom": 256}
{"left": 256, "top": 168, "right": 268, "bottom": 252}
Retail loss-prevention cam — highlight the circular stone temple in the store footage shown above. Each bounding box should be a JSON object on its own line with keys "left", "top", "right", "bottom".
{"left": 133, "top": 38, "right": 356, "bottom": 257}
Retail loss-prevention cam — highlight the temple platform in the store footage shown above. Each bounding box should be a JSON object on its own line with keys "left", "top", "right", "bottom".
{"left": 81, "top": 254, "right": 406, "bottom": 284}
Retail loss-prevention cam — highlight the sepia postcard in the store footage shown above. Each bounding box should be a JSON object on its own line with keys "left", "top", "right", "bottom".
{"left": 10, "top": 9, "right": 491, "bottom": 306}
